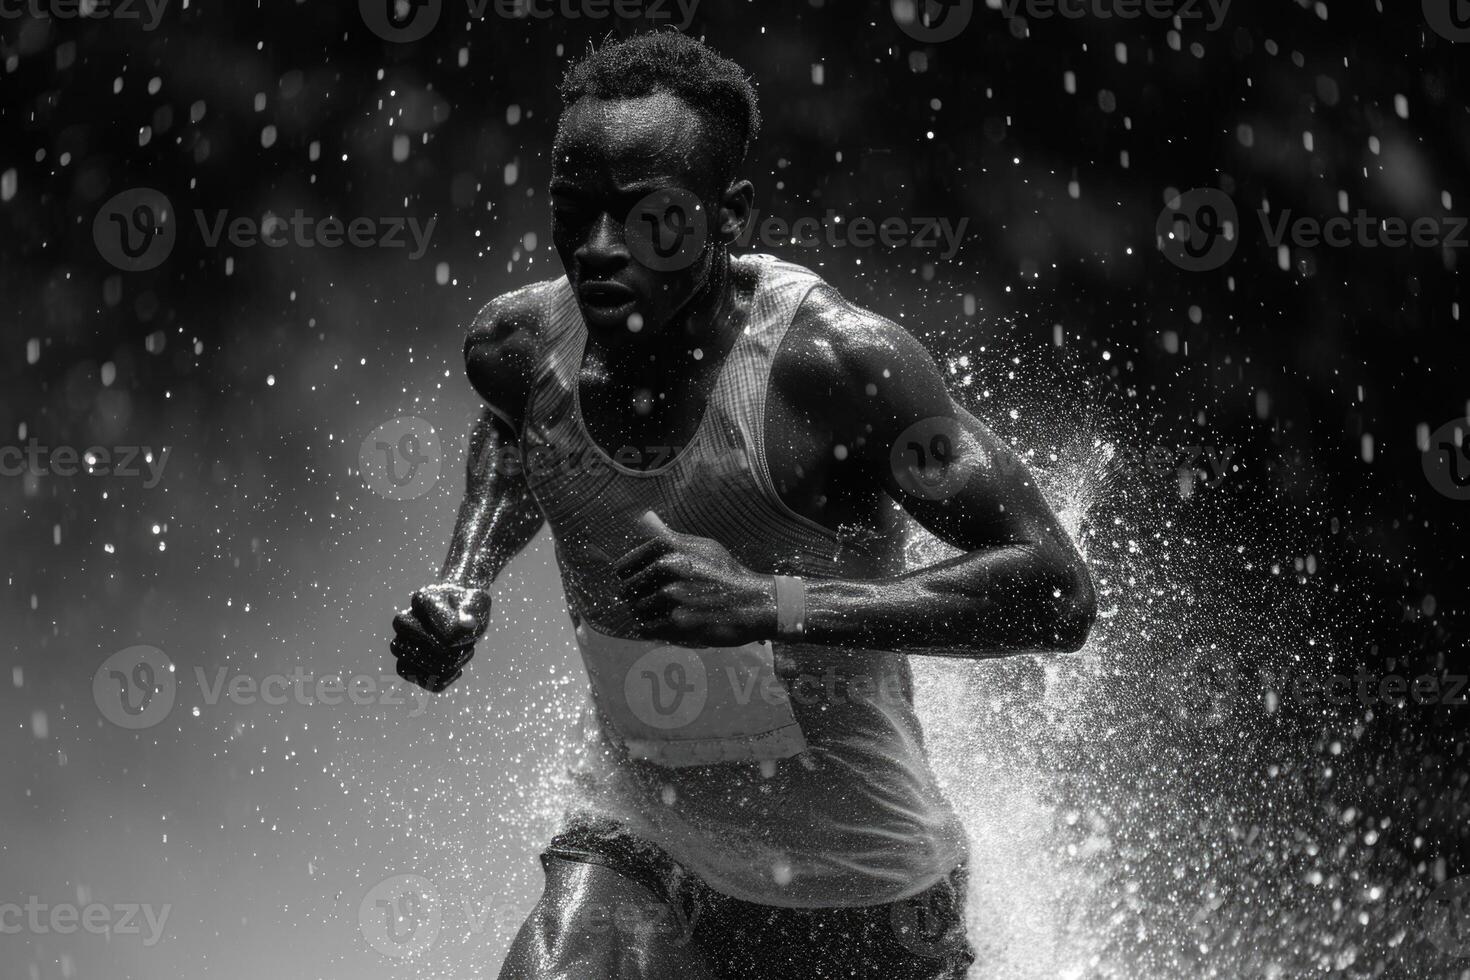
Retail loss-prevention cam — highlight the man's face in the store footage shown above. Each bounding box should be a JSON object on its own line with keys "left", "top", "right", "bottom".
{"left": 551, "top": 91, "right": 725, "bottom": 340}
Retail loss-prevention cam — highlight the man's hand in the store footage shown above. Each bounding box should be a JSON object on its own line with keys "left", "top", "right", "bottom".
{"left": 614, "top": 511, "right": 777, "bottom": 647}
{"left": 391, "top": 583, "right": 492, "bottom": 692}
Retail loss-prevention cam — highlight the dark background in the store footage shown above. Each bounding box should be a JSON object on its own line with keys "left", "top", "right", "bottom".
{"left": 3, "top": 1, "right": 1468, "bottom": 977}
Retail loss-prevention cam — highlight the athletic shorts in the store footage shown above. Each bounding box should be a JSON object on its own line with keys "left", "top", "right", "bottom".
{"left": 541, "top": 818, "right": 976, "bottom": 980}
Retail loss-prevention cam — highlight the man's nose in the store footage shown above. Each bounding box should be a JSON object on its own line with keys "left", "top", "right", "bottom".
{"left": 576, "top": 213, "right": 629, "bottom": 277}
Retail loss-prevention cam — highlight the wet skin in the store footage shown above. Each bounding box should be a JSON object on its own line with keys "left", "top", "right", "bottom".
{"left": 392, "top": 88, "right": 1096, "bottom": 665}
{"left": 389, "top": 90, "right": 1097, "bottom": 978}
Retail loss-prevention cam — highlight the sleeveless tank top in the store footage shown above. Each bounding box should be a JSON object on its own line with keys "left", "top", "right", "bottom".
{"left": 519, "top": 254, "right": 968, "bottom": 908}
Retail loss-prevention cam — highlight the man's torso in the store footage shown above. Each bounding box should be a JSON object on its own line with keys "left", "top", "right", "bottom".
{"left": 471, "top": 254, "right": 968, "bottom": 908}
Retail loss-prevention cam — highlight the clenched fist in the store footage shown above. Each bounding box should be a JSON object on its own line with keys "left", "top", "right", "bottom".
{"left": 614, "top": 511, "right": 777, "bottom": 648}
{"left": 391, "top": 583, "right": 492, "bottom": 692}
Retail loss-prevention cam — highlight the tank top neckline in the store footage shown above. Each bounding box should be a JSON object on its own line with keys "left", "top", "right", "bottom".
{"left": 564, "top": 265, "right": 766, "bottom": 481}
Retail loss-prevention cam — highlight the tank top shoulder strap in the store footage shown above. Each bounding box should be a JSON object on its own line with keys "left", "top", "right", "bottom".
{"left": 709, "top": 254, "right": 825, "bottom": 482}
{"left": 517, "top": 277, "right": 585, "bottom": 445}
{"left": 536, "top": 277, "right": 584, "bottom": 386}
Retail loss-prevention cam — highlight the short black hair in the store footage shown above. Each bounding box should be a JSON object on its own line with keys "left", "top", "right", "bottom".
{"left": 559, "top": 32, "right": 761, "bottom": 189}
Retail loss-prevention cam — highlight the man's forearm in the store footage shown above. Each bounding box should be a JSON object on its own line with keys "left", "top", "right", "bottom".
{"left": 797, "top": 542, "right": 1095, "bottom": 656}
{"left": 439, "top": 409, "right": 544, "bottom": 590}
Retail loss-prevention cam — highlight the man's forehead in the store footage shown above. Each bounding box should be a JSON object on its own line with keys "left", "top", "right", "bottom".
{"left": 553, "top": 92, "right": 709, "bottom": 179}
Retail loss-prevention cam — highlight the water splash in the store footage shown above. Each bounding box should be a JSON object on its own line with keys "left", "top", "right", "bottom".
{"left": 328, "top": 325, "right": 1467, "bottom": 979}
{"left": 906, "top": 326, "right": 1468, "bottom": 980}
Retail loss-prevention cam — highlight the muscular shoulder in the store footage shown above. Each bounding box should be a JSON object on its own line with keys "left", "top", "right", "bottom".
{"left": 463, "top": 279, "right": 560, "bottom": 430}
{"left": 773, "top": 283, "right": 952, "bottom": 438}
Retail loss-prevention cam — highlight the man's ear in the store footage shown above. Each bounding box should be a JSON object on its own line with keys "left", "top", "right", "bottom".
{"left": 716, "top": 178, "right": 755, "bottom": 245}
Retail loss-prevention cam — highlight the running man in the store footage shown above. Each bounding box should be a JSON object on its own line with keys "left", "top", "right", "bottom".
{"left": 390, "top": 31, "right": 1095, "bottom": 980}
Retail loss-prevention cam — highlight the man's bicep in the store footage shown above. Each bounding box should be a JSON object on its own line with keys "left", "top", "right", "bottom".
{"left": 855, "top": 343, "right": 1060, "bottom": 549}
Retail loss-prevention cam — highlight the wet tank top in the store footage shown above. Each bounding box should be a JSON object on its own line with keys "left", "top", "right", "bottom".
{"left": 519, "top": 253, "right": 968, "bottom": 908}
